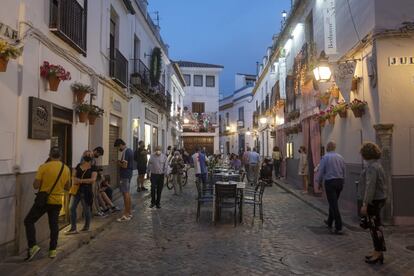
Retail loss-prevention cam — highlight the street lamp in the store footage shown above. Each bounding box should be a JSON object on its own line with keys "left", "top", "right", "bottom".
{"left": 226, "top": 126, "right": 231, "bottom": 131}
{"left": 183, "top": 118, "right": 189, "bottom": 124}
{"left": 282, "top": 10, "right": 287, "bottom": 20}
{"left": 313, "top": 51, "right": 332, "bottom": 82}
{"left": 259, "top": 116, "right": 268, "bottom": 124}
{"left": 246, "top": 128, "right": 251, "bottom": 136}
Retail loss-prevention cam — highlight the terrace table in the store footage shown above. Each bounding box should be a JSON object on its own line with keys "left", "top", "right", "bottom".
{"left": 212, "top": 180, "right": 246, "bottom": 223}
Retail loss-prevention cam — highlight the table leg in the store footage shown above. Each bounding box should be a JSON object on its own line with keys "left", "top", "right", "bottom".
{"left": 239, "top": 190, "right": 243, "bottom": 223}
{"left": 212, "top": 184, "right": 216, "bottom": 223}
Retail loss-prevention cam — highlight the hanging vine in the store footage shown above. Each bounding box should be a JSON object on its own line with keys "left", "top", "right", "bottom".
{"left": 150, "top": 47, "right": 162, "bottom": 86}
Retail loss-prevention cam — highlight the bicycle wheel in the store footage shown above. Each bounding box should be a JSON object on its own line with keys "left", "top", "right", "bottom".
{"left": 181, "top": 170, "right": 188, "bottom": 187}
{"left": 166, "top": 174, "right": 174, "bottom": 190}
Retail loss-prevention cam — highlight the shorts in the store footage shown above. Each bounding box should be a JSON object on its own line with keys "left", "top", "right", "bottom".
{"left": 137, "top": 166, "right": 147, "bottom": 175}
{"left": 119, "top": 178, "right": 131, "bottom": 193}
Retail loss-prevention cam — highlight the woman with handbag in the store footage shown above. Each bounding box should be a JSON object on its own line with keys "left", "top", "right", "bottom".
{"left": 358, "top": 142, "right": 387, "bottom": 264}
{"left": 65, "top": 156, "right": 97, "bottom": 234}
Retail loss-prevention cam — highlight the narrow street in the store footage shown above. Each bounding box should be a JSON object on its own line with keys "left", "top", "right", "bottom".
{"left": 43, "top": 172, "right": 414, "bottom": 276}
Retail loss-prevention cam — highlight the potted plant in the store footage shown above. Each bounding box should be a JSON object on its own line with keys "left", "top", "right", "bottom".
{"left": 349, "top": 99, "right": 367, "bottom": 118}
{"left": 88, "top": 105, "right": 104, "bottom": 125}
{"left": 71, "top": 82, "right": 94, "bottom": 104}
{"left": 317, "top": 92, "right": 331, "bottom": 106}
{"left": 333, "top": 101, "right": 349, "bottom": 118}
{"left": 0, "top": 40, "right": 23, "bottom": 72}
{"left": 40, "top": 61, "right": 71, "bottom": 91}
{"left": 326, "top": 106, "right": 337, "bottom": 125}
{"left": 76, "top": 103, "right": 90, "bottom": 123}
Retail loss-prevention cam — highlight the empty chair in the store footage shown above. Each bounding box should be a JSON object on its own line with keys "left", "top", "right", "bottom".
{"left": 195, "top": 177, "right": 213, "bottom": 221}
{"left": 215, "top": 183, "right": 238, "bottom": 226}
{"left": 243, "top": 180, "right": 266, "bottom": 222}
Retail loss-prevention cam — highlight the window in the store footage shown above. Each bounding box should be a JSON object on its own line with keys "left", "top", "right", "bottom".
{"left": 238, "top": 107, "right": 244, "bottom": 121}
{"left": 305, "top": 12, "right": 314, "bottom": 43}
{"left": 226, "top": 112, "right": 229, "bottom": 126}
{"left": 192, "top": 102, "right": 205, "bottom": 114}
{"left": 246, "top": 79, "right": 254, "bottom": 86}
{"left": 49, "top": 0, "right": 88, "bottom": 55}
{"left": 183, "top": 74, "right": 191, "bottom": 86}
{"left": 194, "top": 75, "right": 203, "bottom": 87}
{"left": 206, "top": 76, "right": 215, "bottom": 87}
{"left": 133, "top": 35, "right": 140, "bottom": 61}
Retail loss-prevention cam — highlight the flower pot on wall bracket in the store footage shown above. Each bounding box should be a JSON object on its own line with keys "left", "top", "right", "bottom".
{"left": 338, "top": 109, "right": 348, "bottom": 118}
{"left": 48, "top": 76, "right": 61, "bottom": 91}
{"left": 74, "top": 90, "right": 88, "bottom": 104}
{"left": 352, "top": 109, "right": 365, "bottom": 118}
{"left": 88, "top": 114, "right": 98, "bottom": 125}
{"left": 0, "top": 57, "right": 9, "bottom": 72}
{"left": 78, "top": 111, "right": 89, "bottom": 123}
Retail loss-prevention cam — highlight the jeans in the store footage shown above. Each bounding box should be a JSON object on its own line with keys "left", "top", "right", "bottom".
{"left": 196, "top": 173, "right": 207, "bottom": 190}
{"left": 24, "top": 203, "right": 61, "bottom": 250}
{"left": 173, "top": 173, "right": 182, "bottom": 194}
{"left": 325, "top": 178, "right": 344, "bottom": 231}
{"left": 69, "top": 193, "right": 91, "bottom": 230}
{"left": 368, "top": 199, "right": 387, "bottom": 252}
{"left": 150, "top": 174, "right": 164, "bottom": 205}
{"left": 248, "top": 164, "right": 259, "bottom": 186}
{"left": 273, "top": 160, "right": 281, "bottom": 178}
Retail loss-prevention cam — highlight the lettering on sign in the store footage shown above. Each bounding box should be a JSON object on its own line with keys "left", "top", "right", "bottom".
{"left": 28, "top": 97, "right": 52, "bottom": 140}
{"left": 388, "top": 57, "right": 414, "bottom": 66}
{"left": 0, "top": 22, "right": 18, "bottom": 40}
{"left": 145, "top": 108, "right": 158, "bottom": 124}
{"left": 323, "top": 0, "right": 337, "bottom": 55}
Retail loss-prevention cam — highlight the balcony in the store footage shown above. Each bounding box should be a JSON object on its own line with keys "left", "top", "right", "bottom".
{"left": 182, "top": 111, "right": 217, "bottom": 133}
{"left": 110, "top": 49, "right": 128, "bottom": 88}
{"left": 49, "top": 0, "right": 87, "bottom": 55}
{"left": 130, "top": 59, "right": 171, "bottom": 112}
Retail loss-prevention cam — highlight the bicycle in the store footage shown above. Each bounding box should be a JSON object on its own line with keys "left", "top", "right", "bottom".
{"left": 165, "top": 164, "right": 189, "bottom": 190}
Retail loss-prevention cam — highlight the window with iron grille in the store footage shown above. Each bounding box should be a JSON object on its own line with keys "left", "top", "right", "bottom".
{"left": 192, "top": 102, "right": 205, "bottom": 114}
{"left": 194, "top": 75, "right": 203, "bottom": 87}
{"left": 49, "top": 0, "right": 88, "bottom": 55}
{"left": 238, "top": 107, "right": 244, "bottom": 121}
{"left": 206, "top": 75, "right": 215, "bottom": 87}
{"left": 183, "top": 74, "right": 191, "bottom": 86}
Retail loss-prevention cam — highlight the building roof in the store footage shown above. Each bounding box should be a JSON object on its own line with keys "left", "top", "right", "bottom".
{"left": 236, "top": 73, "right": 256, "bottom": 78}
{"left": 175, "top": 60, "right": 224, "bottom": 69}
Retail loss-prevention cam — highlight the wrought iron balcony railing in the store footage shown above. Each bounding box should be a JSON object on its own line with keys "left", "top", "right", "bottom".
{"left": 110, "top": 49, "right": 128, "bottom": 88}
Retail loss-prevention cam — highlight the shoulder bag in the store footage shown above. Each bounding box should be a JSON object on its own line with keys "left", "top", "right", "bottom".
{"left": 34, "top": 162, "right": 65, "bottom": 208}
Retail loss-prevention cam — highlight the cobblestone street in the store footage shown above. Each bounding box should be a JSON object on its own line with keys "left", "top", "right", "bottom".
{"left": 45, "top": 173, "right": 414, "bottom": 276}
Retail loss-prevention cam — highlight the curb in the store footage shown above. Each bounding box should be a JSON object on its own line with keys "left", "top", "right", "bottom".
{"left": 273, "top": 179, "right": 359, "bottom": 230}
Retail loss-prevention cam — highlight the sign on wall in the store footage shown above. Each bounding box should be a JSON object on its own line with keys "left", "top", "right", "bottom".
{"left": 145, "top": 108, "right": 158, "bottom": 124}
{"left": 323, "top": 0, "right": 337, "bottom": 55}
{"left": 28, "top": 97, "right": 52, "bottom": 140}
{"left": 332, "top": 61, "right": 356, "bottom": 102}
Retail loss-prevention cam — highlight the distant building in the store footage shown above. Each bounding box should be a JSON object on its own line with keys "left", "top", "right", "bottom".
{"left": 176, "top": 61, "right": 223, "bottom": 155}
{"left": 219, "top": 74, "right": 255, "bottom": 156}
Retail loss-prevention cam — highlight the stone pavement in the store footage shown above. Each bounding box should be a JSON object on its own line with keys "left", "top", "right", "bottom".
{"left": 3, "top": 172, "right": 414, "bottom": 276}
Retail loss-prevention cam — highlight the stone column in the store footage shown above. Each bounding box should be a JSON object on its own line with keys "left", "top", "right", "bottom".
{"left": 373, "top": 124, "right": 394, "bottom": 224}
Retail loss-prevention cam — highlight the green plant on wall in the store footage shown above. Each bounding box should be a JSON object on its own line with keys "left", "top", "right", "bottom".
{"left": 150, "top": 47, "right": 162, "bottom": 86}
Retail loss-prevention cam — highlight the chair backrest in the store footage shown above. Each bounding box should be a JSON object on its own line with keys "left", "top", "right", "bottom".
{"left": 195, "top": 178, "right": 202, "bottom": 198}
{"left": 228, "top": 174, "right": 241, "bottom": 182}
{"left": 215, "top": 184, "right": 237, "bottom": 199}
{"left": 240, "top": 171, "right": 246, "bottom": 182}
{"left": 257, "top": 180, "right": 266, "bottom": 199}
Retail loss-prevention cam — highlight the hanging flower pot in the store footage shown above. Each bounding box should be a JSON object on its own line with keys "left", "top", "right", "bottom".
{"left": 71, "top": 82, "right": 94, "bottom": 104}
{"left": 330, "top": 85, "right": 340, "bottom": 99}
{"left": 48, "top": 76, "right": 61, "bottom": 92}
{"left": 0, "top": 40, "right": 23, "bottom": 72}
{"left": 76, "top": 103, "right": 91, "bottom": 123}
{"left": 40, "top": 61, "right": 71, "bottom": 92}
{"left": 332, "top": 101, "right": 348, "bottom": 119}
{"left": 351, "top": 77, "right": 360, "bottom": 92}
{"left": 351, "top": 108, "right": 365, "bottom": 118}
{"left": 78, "top": 111, "right": 89, "bottom": 122}
{"left": 338, "top": 109, "right": 348, "bottom": 118}
{"left": 88, "top": 114, "right": 98, "bottom": 125}
{"left": 0, "top": 57, "right": 9, "bottom": 72}
{"left": 88, "top": 105, "right": 104, "bottom": 125}
{"left": 349, "top": 99, "right": 367, "bottom": 118}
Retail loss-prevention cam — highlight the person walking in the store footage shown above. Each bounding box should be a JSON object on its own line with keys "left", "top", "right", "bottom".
{"left": 317, "top": 141, "right": 345, "bottom": 234}
{"left": 358, "top": 142, "right": 387, "bottom": 264}
{"left": 134, "top": 140, "right": 148, "bottom": 192}
{"left": 114, "top": 138, "right": 134, "bottom": 222}
{"left": 170, "top": 151, "right": 185, "bottom": 195}
{"left": 65, "top": 155, "right": 97, "bottom": 234}
{"left": 147, "top": 145, "right": 168, "bottom": 208}
{"left": 298, "top": 146, "right": 309, "bottom": 193}
{"left": 272, "top": 146, "right": 283, "bottom": 179}
{"left": 24, "top": 147, "right": 71, "bottom": 261}
{"left": 192, "top": 146, "right": 207, "bottom": 189}
{"left": 248, "top": 147, "right": 261, "bottom": 186}
{"left": 242, "top": 147, "right": 251, "bottom": 174}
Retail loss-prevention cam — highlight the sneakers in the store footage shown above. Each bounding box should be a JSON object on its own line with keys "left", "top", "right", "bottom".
{"left": 80, "top": 227, "right": 90, "bottom": 232}
{"left": 49, "top": 249, "right": 57, "bottom": 259}
{"left": 156, "top": 204, "right": 161, "bottom": 209}
{"left": 149, "top": 203, "right": 155, "bottom": 208}
{"left": 64, "top": 229, "right": 78, "bottom": 235}
{"left": 25, "top": 245, "right": 41, "bottom": 261}
{"left": 117, "top": 215, "right": 131, "bottom": 222}
{"left": 111, "top": 206, "right": 121, "bottom": 212}
{"left": 96, "top": 211, "right": 108, "bottom": 218}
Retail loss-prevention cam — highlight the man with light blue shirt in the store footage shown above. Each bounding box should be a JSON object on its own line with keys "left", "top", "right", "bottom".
{"left": 247, "top": 147, "right": 261, "bottom": 186}
{"left": 317, "top": 141, "right": 345, "bottom": 234}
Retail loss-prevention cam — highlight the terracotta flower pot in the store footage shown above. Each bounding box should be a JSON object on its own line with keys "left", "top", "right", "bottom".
{"left": 328, "top": 114, "right": 336, "bottom": 125}
{"left": 0, "top": 57, "right": 9, "bottom": 72}
{"left": 338, "top": 109, "right": 348, "bottom": 118}
{"left": 48, "top": 76, "right": 61, "bottom": 91}
{"left": 88, "top": 114, "right": 98, "bottom": 125}
{"left": 352, "top": 108, "right": 365, "bottom": 118}
{"left": 74, "top": 90, "right": 88, "bottom": 104}
{"left": 351, "top": 77, "right": 359, "bottom": 91}
{"left": 78, "top": 111, "right": 89, "bottom": 123}
{"left": 331, "top": 86, "right": 340, "bottom": 98}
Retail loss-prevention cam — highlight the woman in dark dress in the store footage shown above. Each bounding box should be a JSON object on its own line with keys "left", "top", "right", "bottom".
{"left": 65, "top": 156, "right": 97, "bottom": 234}
{"left": 135, "top": 140, "right": 148, "bottom": 192}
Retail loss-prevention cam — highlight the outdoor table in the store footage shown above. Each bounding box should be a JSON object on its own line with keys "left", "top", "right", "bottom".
{"left": 212, "top": 181, "right": 246, "bottom": 223}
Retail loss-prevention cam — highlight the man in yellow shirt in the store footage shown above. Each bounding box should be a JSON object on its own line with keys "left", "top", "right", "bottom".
{"left": 24, "top": 147, "right": 71, "bottom": 261}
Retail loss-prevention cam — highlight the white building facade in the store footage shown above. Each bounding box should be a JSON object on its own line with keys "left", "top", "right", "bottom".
{"left": 219, "top": 74, "right": 256, "bottom": 156}
{"left": 177, "top": 61, "right": 223, "bottom": 155}
{"left": 0, "top": 0, "right": 183, "bottom": 258}
{"left": 252, "top": 0, "right": 414, "bottom": 224}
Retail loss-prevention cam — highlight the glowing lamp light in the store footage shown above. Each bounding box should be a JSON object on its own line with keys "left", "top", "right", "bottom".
{"left": 259, "top": 116, "right": 268, "bottom": 124}
{"left": 313, "top": 51, "right": 332, "bottom": 82}
{"left": 183, "top": 118, "right": 190, "bottom": 124}
{"left": 246, "top": 130, "right": 251, "bottom": 136}
{"left": 282, "top": 10, "right": 287, "bottom": 19}
{"left": 226, "top": 126, "right": 231, "bottom": 131}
